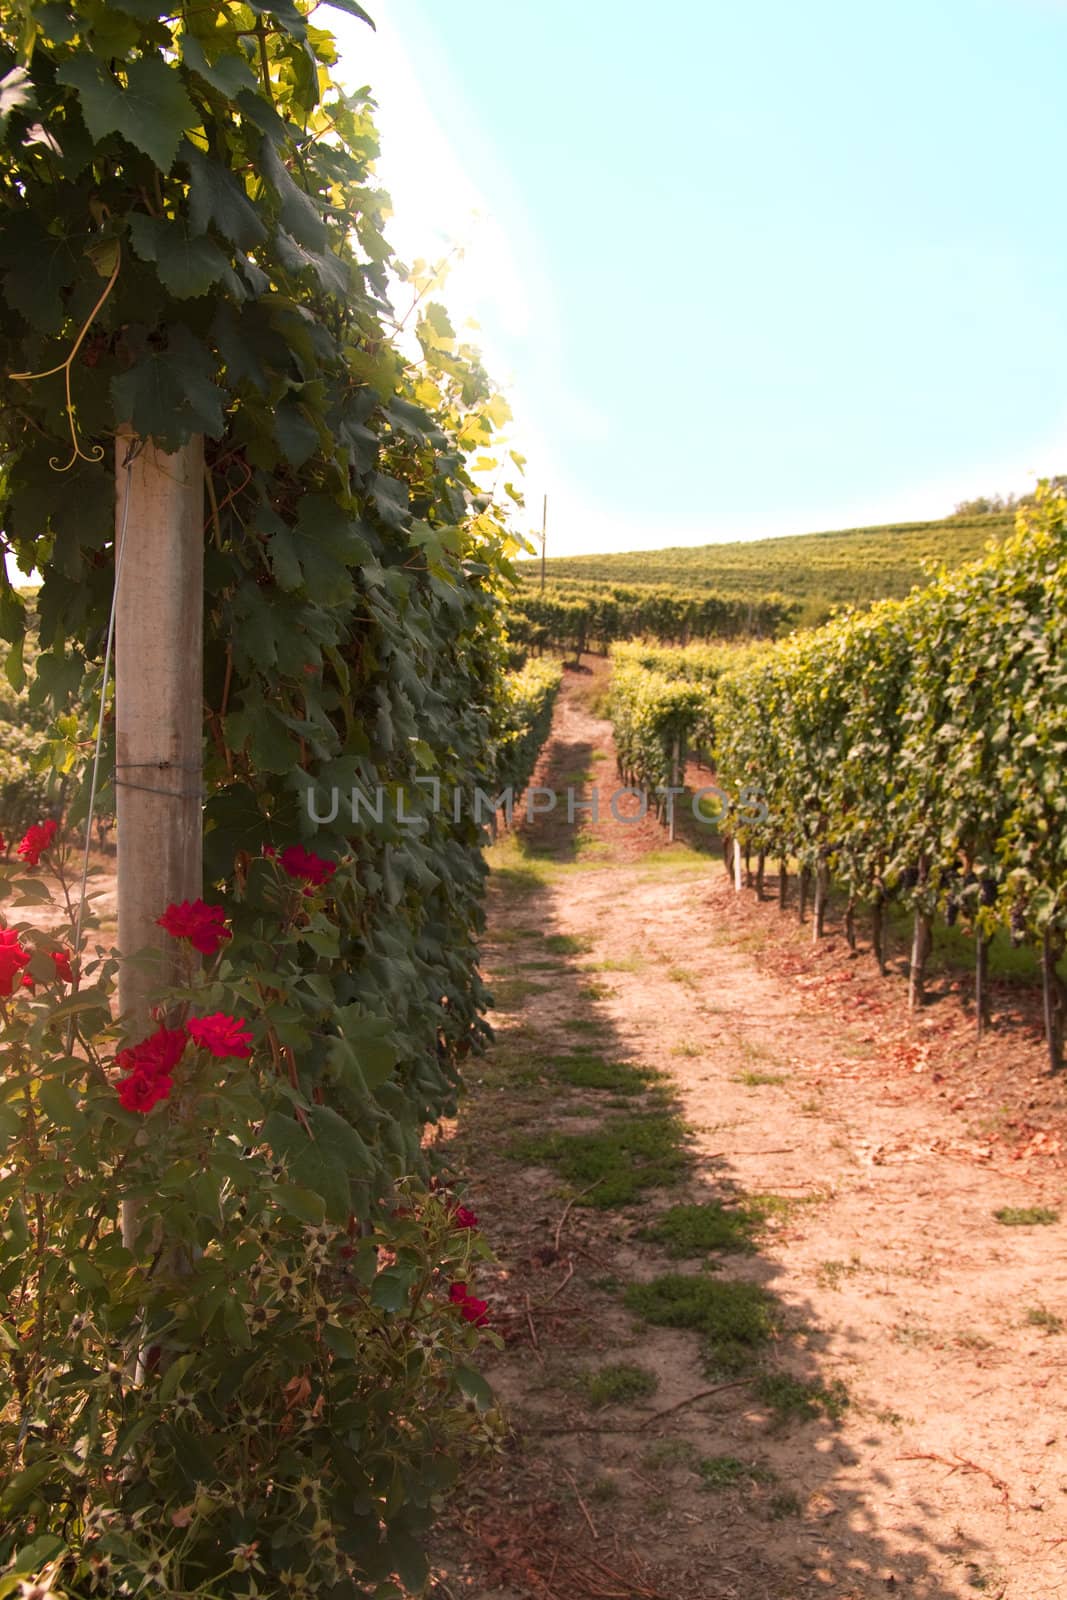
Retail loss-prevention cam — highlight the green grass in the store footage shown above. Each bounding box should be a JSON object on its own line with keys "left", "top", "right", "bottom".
{"left": 637, "top": 1199, "right": 764, "bottom": 1257}
{"left": 733, "top": 1070, "right": 785, "bottom": 1087}
{"left": 580, "top": 1362, "right": 659, "bottom": 1408}
{"left": 1025, "top": 1306, "right": 1064, "bottom": 1334}
{"left": 624, "top": 1274, "right": 779, "bottom": 1372}
{"left": 488, "top": 977, "right": 550, "bottom": 1011}
{"left": 696, "top": 1455, "right": 775, "bottom": 1490}
{"left": 511, "top": 1115, "right": 688, "bottom": 1207}
{"left": 563, "top": 1018, "right": 609, "bottom": 1037}
{"left": 551, "top": 1054, "right": 662, "bottom": 1096}
{"left": 578, "top": 980, "right": 613, "bottom": 1000}
{"left": 641, "top": 1439, "right": 696, "bottom": 1472}
{"left": 815, "top": 1256, "right": 863, "bottom": 1290}
{"left": 993, "top": 1205, "right": 1059, "bottom": 1227}
{"left": 544, "top": 932, "right": 594, "bottom": 956}
{"left": 754, "top": 1372, "right": 850, "bottom": 1424}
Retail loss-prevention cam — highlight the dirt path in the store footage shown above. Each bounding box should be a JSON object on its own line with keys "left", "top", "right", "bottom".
{"left": 431, "top": 663, "right": 1067, "bottom": 1600}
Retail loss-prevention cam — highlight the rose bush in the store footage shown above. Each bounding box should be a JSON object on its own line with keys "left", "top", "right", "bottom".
{"left": 0, "top": 827, "right": 502, "bottom": 1599}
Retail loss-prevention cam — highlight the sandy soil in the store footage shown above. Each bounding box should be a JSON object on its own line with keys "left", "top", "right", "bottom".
{"left": 430, "top": 661, "right": 1067, "bottom": 1600}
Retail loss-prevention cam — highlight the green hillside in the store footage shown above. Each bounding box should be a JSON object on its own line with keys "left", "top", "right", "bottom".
{"left": 518, "top": 512, "right": 1015, "bottom": 616}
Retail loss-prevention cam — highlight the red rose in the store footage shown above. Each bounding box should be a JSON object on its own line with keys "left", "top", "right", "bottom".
{"left": 187, "top": 1012, "right": 253, "bottom": 1060}
{"left": 117, "top": 1070, "right": 173, "bottom": 1113}
{"left": 157, "top": 899, "right": 231, "bottom": 956}
{"left": 114, "top": 1025, "right": 186, "bottom": 1114}
{"left": 0, "top": 929, "right": 31, "bottom": 996}
{"left": 49, "top": 949, "right": 74, "bottom": 984}
{"left": 448, "top": 1282, "right": 489, "bottom": 1327}
{"left": 279, "top": 845, "right": 336, "bottom": 888}
{"left": 452, "top": 1205, "right": 479, "bottom": 1230}
{"left": 16, "top": 819, "right": 57, "bottom": 867}
{"left": 115, "top": 1024, "right": 187, "bottom": 1080}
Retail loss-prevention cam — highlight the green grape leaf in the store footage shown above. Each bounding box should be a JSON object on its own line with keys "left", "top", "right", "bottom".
{"left": 111, "top": 326, "right": 225, "bottom": 447}
{"left": 185, "top": 143, "right": 267, "bottom": 250}
{"left": 180, "top": 33, "right": 259, "bottom": 99}
{"left": 127, "top": 214, "right": 229, "bottom": 299}
{"left": 56, "top": 53, "right": 198, "bottom": 174}
{"left": 0, "top": 66, "right": 35, "bottom": 138}
{"left": 320, "top": 0, "right": 376, "bottom": 23}
{"left": 0, "top": 212, "right": 82, "bottom": 334}
{"left": 275, "top": 397, "right": 320, "bottom": 467}
{"left": 260, "top": 136, "right": 327, "bottom": 252}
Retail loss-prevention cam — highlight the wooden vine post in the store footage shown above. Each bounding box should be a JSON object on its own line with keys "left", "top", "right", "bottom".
{"left": 114, "top": 431, "right": 204, "bottom": 1246}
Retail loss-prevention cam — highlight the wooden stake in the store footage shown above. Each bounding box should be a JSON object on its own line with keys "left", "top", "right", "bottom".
{"left": 539, "top": 492, "right": 547, "bottom": 594}
{"left": 732, "top": 837, "right": 743, "bottom": 893}
{"left": 797, "top": 864, "right": 810, "bottom": 924}
{"left": 115, "top": 432, "right": 204, "bottom": 1247}
{"left": 872, "top": 895, "right": 886, "bottom": 975}
{"left": 1041, "top": 928, "right": 1065, "bottom": 1073}
{"left": 975, "top": 929, "right": 990, "bottom": 1038}
{"left": 907, "top": 909, "right": 933, "bottom": 1011}
{"left": 812, "top": 859, "right": 829, "bottom": 941}
{"left": 668, "top": 736, "right": 680, "bottom": 843}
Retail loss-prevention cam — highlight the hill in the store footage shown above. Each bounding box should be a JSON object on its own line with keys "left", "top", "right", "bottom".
{"left": 518, "top": 511, "right": 1015, "bottom": 620}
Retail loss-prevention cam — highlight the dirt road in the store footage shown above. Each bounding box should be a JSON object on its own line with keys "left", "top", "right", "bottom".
{"left": 431, "top": 663, "right": 1067, "bottom": 1600}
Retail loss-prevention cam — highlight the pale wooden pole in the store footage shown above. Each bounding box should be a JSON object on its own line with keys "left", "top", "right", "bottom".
{"left": 539, "top": 493, "right": 547, "bottom": 593}
{"left": 114, "top": 432, "right": 204, "bottom": 1247}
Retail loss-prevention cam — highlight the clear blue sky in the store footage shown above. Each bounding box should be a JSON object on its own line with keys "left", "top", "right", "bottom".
{"left": 351, "top": 0, "right": 1067, "bottom": 556}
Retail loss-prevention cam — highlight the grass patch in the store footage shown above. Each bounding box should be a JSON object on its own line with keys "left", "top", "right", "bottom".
{"left": 488, "top": 977, "right": 550, "bottom": 1011}
{"left": 666, "top": 966, "right": 697, "bottom": 986}
{"left": 1025, "top": 1305, "right": 1064, "bottom": 1334}
{"left": 766, "top": 1490, "right": 802, "bottom": 1520}
{"left": 512, "top": 1115, "right": 688, "bottom": 1207}
{"left": 544, "top": 932, "right": 593, "bottom": 956}
{"left": 488, "top": 864, "right": 549, "bottom": 898}
{"left": 586, "top": 955, "right": 645, "bottom": 973}
{"left": 563, "top": 1018, "right": 608, "bottom": 1037}
{"left": 641, "top": 1439, "right": 696, "bottom": 1471}
{"left": 624, "top": 1274, "right": 778, "bottom": 1372}
{"left": 637, "top": 1199, "right": 764, "bottom": 1257}
{"left": 733, "top": 1070, "right": 786, "bottom": 1087}
{"left": 815, "top": 1256, "right": 863, "bottom": 1290}
{"left": 552, "top": 1055, "right": 661, "bottom": 1095}
{"left": 696, "top": 1454, "right": 775, "bottom": 1491}
{"left": 581, "top": 1362, "right": 659, "bottom": 1409}
{"left": 746, "top": 1192, "right": 800, "bottom": 1222}
{"left": 639, "top": 846, "right": 712, "bottom": 874}
{"left": 993, "top": 1205, "right": 1059, "bottom": 1227}
{"left": 671, "top": 1042, "right": 701, "bottom": 1058}
{"left": 754, "top": 1371, "right": 849, "bottom": 1423}
{"left": 578, "top": 980, "right": 613, "bottom": 1000}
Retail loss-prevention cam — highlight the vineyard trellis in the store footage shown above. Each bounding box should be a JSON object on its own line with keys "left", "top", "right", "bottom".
{"left": 612, "top": 489, "right": 1067, "bottom": 1071}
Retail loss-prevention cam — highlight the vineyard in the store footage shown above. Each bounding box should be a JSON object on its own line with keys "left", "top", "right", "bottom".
{"left": 1, "top": 2, "right": 1065, "bottom": 1598}
{"left": 603, "top": 488, "right": 1067, "bottom": 1069}
{"left": 519, "top": 508, "right": 1016, "bottom": 630}
{"left": 506, "top": 581, "right": 793, "bottom": 658}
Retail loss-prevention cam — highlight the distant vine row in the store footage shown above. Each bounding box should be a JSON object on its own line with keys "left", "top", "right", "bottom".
{"left": 710, "top": 490, "right": 1067, "bottom": 1070}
